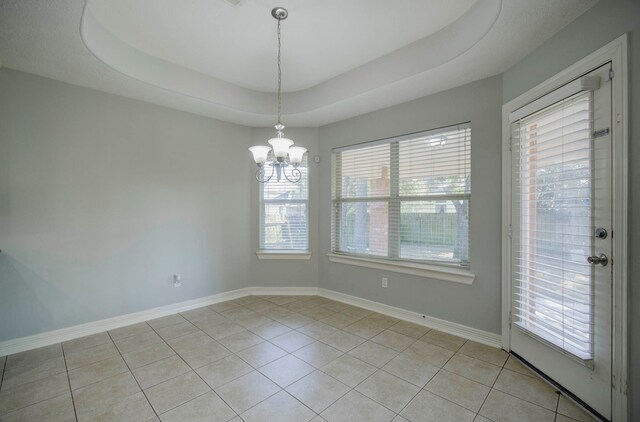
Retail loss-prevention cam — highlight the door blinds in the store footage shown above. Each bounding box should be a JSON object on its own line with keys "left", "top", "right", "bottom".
{"left": 511, "top": 91, "right": 594, "bottom": 360}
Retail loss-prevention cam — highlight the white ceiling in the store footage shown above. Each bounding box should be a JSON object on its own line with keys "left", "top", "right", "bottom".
{"left": 88, "top": 0, "right": 477, "bottom": 93}
{"left": 0, "top": 0, "right": 598, "bottom": 127}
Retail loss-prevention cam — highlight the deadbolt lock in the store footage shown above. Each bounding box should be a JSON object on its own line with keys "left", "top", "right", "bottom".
{"left": 595, "top": 227, "right": 608, "bottom": 239}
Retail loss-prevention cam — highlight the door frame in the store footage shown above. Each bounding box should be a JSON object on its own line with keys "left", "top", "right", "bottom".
{"left": 501, "top": 34, "right": 629, "bottom": 421}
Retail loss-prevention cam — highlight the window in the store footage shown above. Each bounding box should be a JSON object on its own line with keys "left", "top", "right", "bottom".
{"left": 259, "top": 155, "right": 309, "bottom": 251}
{"left": 332, "top": 123, "right": 471, "bottom": 267}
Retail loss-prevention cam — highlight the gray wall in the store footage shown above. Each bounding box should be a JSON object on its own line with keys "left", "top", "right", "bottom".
{"left": 502, "top": 0, "right": 640, "bottom": 417}
{"left": 0, "top": 69, "right": 253, "bottom": 341}
{"left": 317, "top": 75, "right": 503, "bottom": 334}
{"left": 2, "top": 1, "right": 637, "bottom": 413}
{"left": 249, "top": 127, "right": 320, "bottom": 288}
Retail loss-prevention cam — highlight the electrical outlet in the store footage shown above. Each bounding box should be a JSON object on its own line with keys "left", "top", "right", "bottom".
{"left": 173, "top": 274, "right": 182, "bottom": 287}
{"left": 382, "top": 277, "right": 388, "bottom": 288}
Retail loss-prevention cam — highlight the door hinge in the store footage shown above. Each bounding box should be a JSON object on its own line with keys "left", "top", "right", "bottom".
{"left": 608, "top": 68, "right": 614, "bottom": 80}
{"left": 508, "top": 311, "right": 513, "bottom": 326}
{"left": 508, "top": 137, "right": 512, "bottom": 152}
{"left": 508, "top": 224, "right": 512, "bottom": 238}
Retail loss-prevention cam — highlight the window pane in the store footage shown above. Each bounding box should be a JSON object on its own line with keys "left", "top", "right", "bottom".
{"left": 262, "top": 203, "right": 308, "bottom": 250}
{"left": 260, "top": 154, "right": 308, "bottom": 250}
{"left": 399, "top": 200, "right": 469, "bottom": 263}
{"left": 339, "top": 144, "right": 390, "bottom": 198}
{"left": 338, "top": 201, "right": 388, "bottom": 256}
{"left": 512, "top": 91, "right": 593, "bottom": 359}
{"left": 399, "top": 127, "right": 470, "bottom": 197}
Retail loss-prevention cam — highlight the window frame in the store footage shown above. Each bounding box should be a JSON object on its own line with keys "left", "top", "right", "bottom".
{"left": 330, "top": 124, "right": 475, "bottom": 283}
{"left": 258, "top": 155, "right": 310, "bottom": 258}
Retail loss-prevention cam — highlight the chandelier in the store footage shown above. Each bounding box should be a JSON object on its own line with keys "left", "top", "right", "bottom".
{"left": 248, "top": 7, "right": 306, "bottom": 183}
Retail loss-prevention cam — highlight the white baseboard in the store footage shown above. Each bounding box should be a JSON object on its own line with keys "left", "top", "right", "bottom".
{"left": 316, "top": 288, "right": 502, "bottom": 348}
{"left": 0, "top": 285, "right": 501, "bottom": 357}
{"left": 249, "top": 286, "right": 319, "bottom": 296}
{"left": 0, "top": 288, "right": 252, "bottom": 357}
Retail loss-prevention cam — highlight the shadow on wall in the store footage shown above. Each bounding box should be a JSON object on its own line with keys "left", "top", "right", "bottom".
{"left": 0, "top": 252, "right": 89, "bottom": 341}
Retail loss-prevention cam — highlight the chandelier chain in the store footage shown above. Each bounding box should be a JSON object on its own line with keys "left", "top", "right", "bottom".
{"left": 277, "top": 18, "right": 282, "bottom": 126}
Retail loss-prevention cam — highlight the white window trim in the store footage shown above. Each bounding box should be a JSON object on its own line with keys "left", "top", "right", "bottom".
{"left": 501, "top": 34, "right": 629, "bottom": 421}
{"left": 327, "top": 253, "right": 475, "bottom": 284}
{"left": 256, "top": 250, "right": 311, "bottom": 260}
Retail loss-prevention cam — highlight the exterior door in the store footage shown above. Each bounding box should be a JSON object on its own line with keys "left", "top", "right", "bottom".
{"left": 509, "top": 63, "right": 612, "bottom": 418}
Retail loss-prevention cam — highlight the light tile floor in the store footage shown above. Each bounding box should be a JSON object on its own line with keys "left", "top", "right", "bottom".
{"left": 0, "top": 295, "right": 598, "bottom": 422}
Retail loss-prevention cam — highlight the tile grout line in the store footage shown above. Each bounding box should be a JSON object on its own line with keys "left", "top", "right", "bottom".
{"left": 62, "top": 337, "right": 125, "bottom": 392}
{"left": 177, "top": 303, "right": 296, "bottom": 413}
{"left": 478, "top": 353, "right": 562, "bottom": 421}
{"left": 437, "top": 359, "right": 500, "bottom": 388}
{"left": 394, "top": 339, "right": 472, "bottom": 419}
{"left": 63, "top": 347, "right": 129, "bottom": 392}
{"left": 301, "top": 371, "right": 354, "bottom": 419}
{"left": 62, "top": 332, "right": 165, "bottom": 396}
{"left": 233, "top": 303, "right": 336, "bottom": 419}
{"left": 146, "top": 313, "right": 247, "bottom": 418}
{"left": 234, "top": 376, "right": 316, "bottom": 420}
{"left": 106, "top": 328, "right": 160, "bottom": 421}
{"left": 553, "top": 389, "right": 561, "bottom": 422}
{"left": 372, "top": 336, "right": 434, "bottom": 416}
{"left": 491, "top": 388, "right": 562, "bottom": 419}
{"left": 292, "top": 307, "right": 428, "bottom": 418}
{"left": 490, "top": 367, "right": 563, "bottom": 414}
{"left": 0, "top": 346, "right": 75, "bottom": 418}
{"left": 1, "top": 300, "right": 331, "bottom": 419}
{"left": 367, "top": 369, "right": 421, "bottom": 418}
{"left": 64, "top": 333, "right": 126, "bottom": 370}
{"left": 313, "top": 338, "right": 405, "bottom": 418}
{"left": 60, "top": 343, "right": 80, "bottom": 422}
{"left": 236, "top": 299, "right": 373, "bottom": 419}
{"left": 277, "top": 297, "right": 439, "bottom": 418}
{"left": 3, "top": 296, "right": 527, "bottom": 422}
{"left": 211, "top": 299, "right": 338, "bottom": 419}
{"left": 0, "top": 355, "right": 7, "bottom": 393}
{"left": 471, "top": 340, "right": 504, "bottom": 422}
{"left": 325, "top": 328, "right": 435, "bottom": 418}
{"left": 273, "top": 388, "right": 320, "bottom": 420}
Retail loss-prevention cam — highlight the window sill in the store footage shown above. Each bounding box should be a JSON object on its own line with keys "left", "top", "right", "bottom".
{"left": 327, "top": 253, "right": 475, "bottom": 284}
{"left": 257, "top": 250, "right": 312, "bottom": 260}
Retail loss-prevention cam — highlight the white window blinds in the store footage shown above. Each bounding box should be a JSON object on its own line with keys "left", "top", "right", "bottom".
{"left": 332, "top": 123, "right": 470, "bottom": 266}
{"left": 511, "top": 91, "right": 594, "bottom": 360}
{"left": 260, "top": 155, "right": 309, "bottom": 250}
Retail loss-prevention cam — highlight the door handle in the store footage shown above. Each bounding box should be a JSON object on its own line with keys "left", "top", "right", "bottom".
{"left": 587, "top": 254, "right": 608, "bottom": 266}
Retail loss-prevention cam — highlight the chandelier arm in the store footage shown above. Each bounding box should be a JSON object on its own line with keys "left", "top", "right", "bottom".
{"left": 283, "top": 166, "right": 302, "bottom": 183}
{"left": 255, "top": 164, "right": 275, "bottom": 183}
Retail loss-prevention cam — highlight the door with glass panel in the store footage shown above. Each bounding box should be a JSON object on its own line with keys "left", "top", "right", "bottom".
{"left": 509, "top": 64, "right": 612, "bottom": 418}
